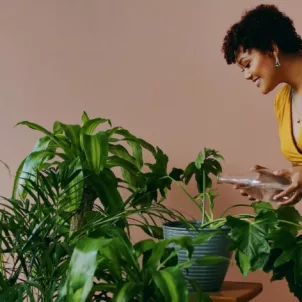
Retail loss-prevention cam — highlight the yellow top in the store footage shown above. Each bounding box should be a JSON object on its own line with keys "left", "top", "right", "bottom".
{"left": 274, "top": 84, "right": 302, "bottom": 166}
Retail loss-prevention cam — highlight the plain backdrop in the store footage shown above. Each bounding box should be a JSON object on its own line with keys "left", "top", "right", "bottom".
{"left": 0, "top": 1, "right": 301, "bottom": 301}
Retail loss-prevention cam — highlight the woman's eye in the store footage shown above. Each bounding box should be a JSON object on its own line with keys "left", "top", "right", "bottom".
{"left": 241, "top": 62, "right": 251, "bottom": 72}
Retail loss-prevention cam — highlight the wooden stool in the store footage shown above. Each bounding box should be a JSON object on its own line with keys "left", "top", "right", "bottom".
{"left": 207, "top": 281, "right": 263, "bottom": 302}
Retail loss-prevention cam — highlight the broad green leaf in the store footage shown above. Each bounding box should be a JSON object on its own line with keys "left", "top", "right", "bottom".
{"left": 127, "top": 140, "right": 143, "bottom": 169}
{"left": 13, "top": 135, "right": 54, "bottom": 199}
{"left": 235, "top": 250, "right": 251, "bottom": 276}
{"left": 113, "top": 282, "right": 139, "bottom": 302}
{"left": 81, "top": 118, "right": 112, "bottom": 136}
{"left": 251, "top": 201, "right": 273, "bottom": 214}
{"left": 87, "top": 169, "right": 124, "bottom": 217}
{"left": 196, "top": 255, "right": 230, "bottom": 266}
{"left": 59, "top": 123, "right": 81, "bottom": 150}
{"left": 106, "top": 156, "right": 139, "bottom": 175}
{"left": 294, "top": 241, "right": 302, "bottom": 284}
{"left": 153, "top": 267, "right": 188, "bottom": 302}
{"left": 16, "top": 121, "right": 61, "bottom": 146}
{"left": 108, "top": 144, "right": 136, "bottom": 163}
{"left": 226, "top": 211, "right": 277, "bottom": 271}
{"left": 82, "top": 131, "right": 108, "bottom": 174}
{"left": 134, "top": 239, "right": 156, "bottom": 257}
{"left": 62, "top": 237, "right": 112, "bottom": 302}
{"left": 275, "top": 249, "right": 295, "bottom": 268}
{"left": 53, "top": 121, "right": 63, "bottom": 134}
{"left": 277, "top": 206, "right": 302, "bottom": 236}
{"left": 148, "top": 236, "right": 193, "bottom": 269}
{"left": 114, "top": 128, "right": 156, "bottom": 156}
{"left": 183, "top": 162, "right": 197, "bottom": 185}
{"left": 125, "top": 137, "right": 156, "bottom": 155}
{"left": 17, "top": 150, "right": 54, "bottom": 199}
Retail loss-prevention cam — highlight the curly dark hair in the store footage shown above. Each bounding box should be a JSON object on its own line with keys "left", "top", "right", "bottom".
{"left": 222, "top": 4, "right": 302, "bottom": 64}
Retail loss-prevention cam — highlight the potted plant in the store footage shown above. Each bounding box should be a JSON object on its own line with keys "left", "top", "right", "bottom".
{"left": 162, "top": 148, "right": 232, "bottom": 292}
{"left": 0, "top": 112, "right": 184, "bottom": 300}
{"left": 162, "top": 146, "right": 302, "bottom": 300}
{"left": 0, "top": 112, "right": 220, "bottom": 301}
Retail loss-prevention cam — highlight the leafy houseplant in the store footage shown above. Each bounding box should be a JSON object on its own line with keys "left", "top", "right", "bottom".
{"left": 162, "top": 148, "right": 232, "bottom": 292}
{"left": 12, "top": 111, "right": 183, "bottom": 237}
{"left": 0, "top": 112, "right": 194, "bottom": 301}
{"left": 59, "top": 224, "right": 217, "bottom": 301}
{"left": 162, "top": 147, "right": 302, "bottom": 300}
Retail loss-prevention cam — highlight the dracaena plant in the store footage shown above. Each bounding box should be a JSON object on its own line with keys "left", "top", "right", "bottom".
{"left": 13, "top": 112, "right": 182, "bottom": 234}
{"left": 0, "top": 166, "right": 187, "bottom": 301}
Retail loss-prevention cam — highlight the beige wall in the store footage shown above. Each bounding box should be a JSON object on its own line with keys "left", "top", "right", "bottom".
{"left": 0, "top": 0, "right": 301, "bottom": 301}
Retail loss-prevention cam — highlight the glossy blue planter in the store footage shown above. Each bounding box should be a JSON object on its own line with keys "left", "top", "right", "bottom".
{"left": 162, "top": 221, "right": 232, "bottom": 292}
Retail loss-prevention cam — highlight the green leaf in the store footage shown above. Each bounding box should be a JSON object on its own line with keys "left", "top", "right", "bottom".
{"left": 277, "top": 206, "right": 302, "bottom": 236}
{"left": 115, "top": 128, "right": 156, "bottom": 155}
{"left": 16, "top": 121, "right": 61, "bottom": 146}
{"left": 113, "top": 282, "right": 139, "bottom": 302}
{"left": 294, "top": 241, "right": 302, "bottom": 284}
{"left": 87, "top": 169, "right": 124, "bottom": 217}
{"left": 108, "top": 144, "right": 136, "bottom": 164}
{"left": 195, "top": 152, "right": 204, "bottom": 169}
{"left": 81, "top": 111, "right": 89, "bottom": 125}
{"left": 62, "top": 237, "right": 112, "bottom": 302}
{"left": 53, "top": 121, "right": 63, "bottom": 134}
{"left": 153, "top": 267, "right": 188, "bottom": 302}
{"left": 59, "top": 123, "right": 81, "bottom": 150}
{"left": 183, "top": 162, "right": 197, "bottom": 185}
{"left": 196, "top": 255, "right": 230, "bottom": 266}
{"left": 193, "top": 231, "right": 217, "bottom": 245}
{"left": 226, "top": 211, "right": 278, "bottom": 271}
{"left": 189, "top": 280, "right": 212, "bottom": 302}
{"left": 251, "top": 201, "right": 273, "bottom": 214}
{"left": 135, "top": 225, "right": 163, "bottom": 239}
{"left": 17, "top": 150, "right": 54, "bottom": 199}
{"left": 106, "top": 156, "right": 139, "bottom": 176}
{"left": 134, "top": 239, "right": 156, "bottom": 257}
{"left": 81, "top": 118, "right": 112, "bottom": 136}
{"left": 235, "top": 251, "right": 251, "bottom": 276}
{"left": 82, "top": 131, "right": 108, "bottom": 174}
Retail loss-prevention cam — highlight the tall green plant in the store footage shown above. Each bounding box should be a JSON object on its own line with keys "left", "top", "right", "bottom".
{"left": 13, "top": 112, "right": 180, "bottom": 233}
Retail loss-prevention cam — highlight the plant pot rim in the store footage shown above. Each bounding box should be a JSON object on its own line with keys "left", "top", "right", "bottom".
{"left": 162, "top": 220, "right": 230, "bottom": 232}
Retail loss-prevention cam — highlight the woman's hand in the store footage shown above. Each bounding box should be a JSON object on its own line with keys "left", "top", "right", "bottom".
{"left": 273, "top": 165, "right": 302, "bottom": 206}
{"left": 233, "top": 165, "right": 271, "bottom": 201}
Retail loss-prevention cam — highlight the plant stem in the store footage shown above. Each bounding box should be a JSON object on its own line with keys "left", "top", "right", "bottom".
{"left": 202, "top": 170, "right": 206, "bottom": 225}
{"left": 219, "top": 204, "right": 252, "bottom": 218}
{"left": 278, "top": 220, "right": 302, "bottom": 230}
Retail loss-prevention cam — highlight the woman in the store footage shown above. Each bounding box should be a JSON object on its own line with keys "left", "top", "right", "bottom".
{"left": 221, "top": 4, "right": 302, "bottom": 206}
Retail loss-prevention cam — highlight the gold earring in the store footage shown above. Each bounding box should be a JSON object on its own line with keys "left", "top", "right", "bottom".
{"left": 274, "top": 53, "right": 281, "bottom": 68}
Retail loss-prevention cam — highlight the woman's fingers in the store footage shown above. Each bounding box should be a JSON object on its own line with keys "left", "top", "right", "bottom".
{"left": 277, "top": 191, "right": 300, "bottom": 206}
{"left": 250, "top": 165, "right": 268, "bottom": 171}
{"left": 273, "top": 183, "right": 297, "bottom": 200}
{"left": 273, "top": 169, "right": 292, "bottom": 177}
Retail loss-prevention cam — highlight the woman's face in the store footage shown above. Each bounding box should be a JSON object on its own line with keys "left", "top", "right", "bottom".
{"left": 236, "top": 46, "right": 281, "bottom": 94}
